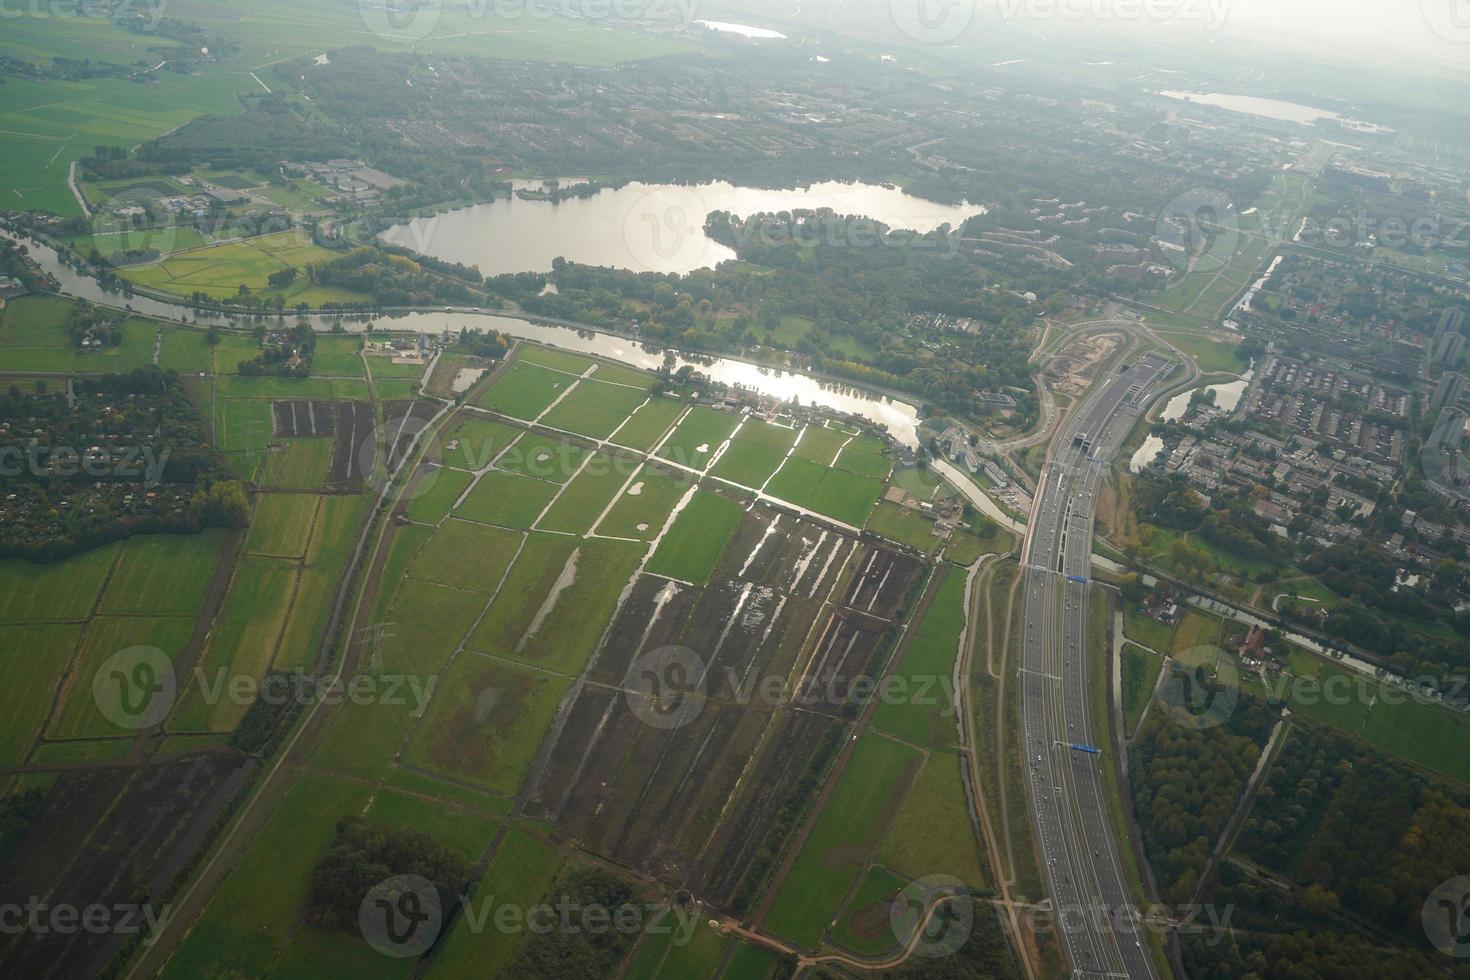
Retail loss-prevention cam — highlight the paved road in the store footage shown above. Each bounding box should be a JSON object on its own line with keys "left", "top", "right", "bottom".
{"left": 1018, "top": 352, "right": 1172, "bottom": 979}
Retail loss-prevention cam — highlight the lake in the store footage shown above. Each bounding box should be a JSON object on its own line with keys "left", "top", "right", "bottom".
{"left": 1159, "top": 91, "right": 1392, "bottom": 133}
{"left": 695, "top": 20, "right": 786, "bottom": 39}
{"left": 379, "top": 180, "right": 984, "bottom": 276}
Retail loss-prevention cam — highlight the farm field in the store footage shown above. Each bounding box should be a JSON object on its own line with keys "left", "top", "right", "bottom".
{"left": 792, "top": 422, "right": 851, "bottom": 466}
{"left": 536, "top": 451, "right": 638, "bottom": 534}
{"left": 456, "top": 470, "right": 560, "bottom": 529}
{"left": 97, "top": 531, "right": 223, "bottom": 616}
{"left": 709, "top": 419, "right": 798, "bottom": 488}
{"left": 765, "top": 457, "right": 883, "bottom": 527}
{"left": 496, "top": 431, "right": 590, "bottom": 484}
{"left": 655, "top": 406, "right": 741, "bottom": 471}
{"left": 875, "top": 749, "right": 988, "bottom": 888}
{"left": 612, "top": 396, "right": 686, "bottom": 450}
{"left": 120, "top": 232, "right": 369, "bottom": 305}
{"left": 261, "top": 438, "right": 335, "bottom": 490}
{"left": 870, "top": 567, "right": 964, "bottom": 747}
{"left": 764, "top": 732, "right": 922, "bottom": 949}
{"left": 405, "top": 653, "right": 572, "bottom": 795}
{"left": 404, "top": 520, "right": 523, "bottom": 594}
{"left": 594, "top": 465, "right": 691, "bottom": 539}
{"left": 477, "top": 360, "right": 575, "bottom": 420}
{"left": 646, "top": 490, "right": 745, "bottom": 584}
{"left": 865, "top": 500, "right": 944, "bottom": 553}
{"left": 439, "top": 416, "right": 524, "bottom": 471}
{"left": 0, "top": 295, "right": 155, "bottom": 372}
{"left": 540, "top": 378, "right": 649, "bottom": 439}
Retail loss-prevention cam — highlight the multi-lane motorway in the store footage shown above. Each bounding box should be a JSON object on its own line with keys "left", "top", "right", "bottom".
{"left": 1019, "top": 351, "right": 1173, "bottom": 979}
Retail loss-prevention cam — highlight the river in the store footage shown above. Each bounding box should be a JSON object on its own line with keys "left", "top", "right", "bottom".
{"left": 1, "top": 228, "right": 922, "bottom": 445}
{"left": 379, "top": 180, "right": 984, "bottom": 275}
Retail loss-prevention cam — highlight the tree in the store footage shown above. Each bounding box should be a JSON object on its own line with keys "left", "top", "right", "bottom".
{"left": 191, "top": 480, "right": 249, "bottom": 527}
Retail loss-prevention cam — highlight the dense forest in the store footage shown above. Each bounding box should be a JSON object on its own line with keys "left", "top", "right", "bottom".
{"left": 1183, "top": 724, "right": 1470, "bottom": 979}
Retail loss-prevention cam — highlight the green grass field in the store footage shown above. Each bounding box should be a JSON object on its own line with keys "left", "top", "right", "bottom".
{"left": 655, "top": 406, "right": 740, "bottom": 471}
{"left": 793, "top": 423, "right": 852, "bottom": 466}
{"left": 0, "top": 543, "right": 118, "bottom": 623}
{"left": 865, "top": 501, "right": 943, "bottom": 554}
{"left": 440, "top": 416, "right": 524, "bottom": 472}
{"left": 158, "top": 327, "right": 214, "bottom": 375}
{"left": 1121, "top": 643, "right": 1161, "bottom": 734}
{"left": 1359, "top": 692, "right": 1470, "bottom": 784}
{"left": 406, "top": 519, "right": 522, "bottom": 594}
{"left": 646, "top": 491, "right": 744, "bottom": 585}
{"left": 97, "top": 531, "right": 222, "bottom": 616}
{"left": 478, "top": 361, "right": 575, "bottom": 420}
{"left": 765, "top": 733, "right": 922, "bottom": 949}
{"left": 261, "top": 438, "right": 334, "bottom": 490}
{"left": 835, "top": 433, "right": 893, "bottom": 480}
{"left": 766, "top": 457, "right": 883, "bottom": 527}
{"left": 405, "top": 466, "right": 474, "bottom": 525}
{"left": 875, "top": 749, "right": 988, "bottom": 888}
{"left": 594, "top": 466, "right": 691, "bottom": 539}
{"left": 540, "top": 379, "right": 649, "bottom": 439}
{"left": 50, "top": 615, "right": 196, "bottom": 738}
{"left": 456, "top": 470, "right": 560, "bottom": 529}
{"left": 611, "top": 396, "right": 685, "bottom": 451}
{"left": 121, "top": 232, "right": 368, "bottom": 305}
{"left": 158, "top": 770, "right": 374, "bottom": 979}
{"left": 0, "top": 295, "right": 155, "bottom": 372}
{"left": 170, "top": 556, "right": 299, "bottom": 733}
{"left": 828, "top": 865, "right": 910, "bottom": 957}
{"left": 246, "top": 493, "right": 321, "bottom": 558}
{"left": 536, "top": 452, "right": 639, "bottom": 534}
{"left": 514, "top": 345, "right": 599, "bottom": 374}
{"left": 709, "top": 419, "right": 797, "bottom": 488}
{"left": 467, "top": 535, "right": 640, "bottom": 674}
{"left": 311, "top": 335, "right": 367, "bottom": 376}
{"left": 871, "top": 568, "right": 965, "bottom": 747}
{"left": 0, "top": 623, "right": 82, "bottom": 764}
{"left": 405, "top": 652, "right": 571, "bottom": 795}
{"left": 425, "top": 829, "right": 567, "bottom": 980}
{"left": 496, "top": 431, "right": 590, "bottom": 484}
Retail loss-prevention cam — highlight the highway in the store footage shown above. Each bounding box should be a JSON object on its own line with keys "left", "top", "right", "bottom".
{"left": 1018, "top": 352, "right": 1173, "bottom": 979}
